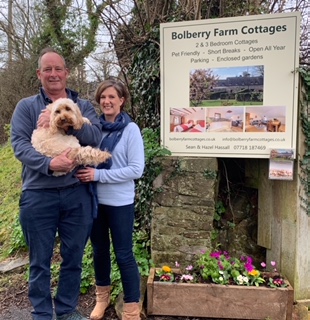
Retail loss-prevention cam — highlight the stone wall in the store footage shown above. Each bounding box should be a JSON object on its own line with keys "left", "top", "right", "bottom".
{"left": 151, "top": 157, "right": 218, "bottom": 266}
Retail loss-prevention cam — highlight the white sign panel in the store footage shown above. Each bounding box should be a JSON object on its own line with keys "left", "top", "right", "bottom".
{"left": 160, "top": 12, "right": 300, "bottom": 158}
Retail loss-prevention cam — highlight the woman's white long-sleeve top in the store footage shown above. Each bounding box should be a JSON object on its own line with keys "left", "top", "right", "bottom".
{"left": 94, "top": 122, "right": 145, "bottom": 206}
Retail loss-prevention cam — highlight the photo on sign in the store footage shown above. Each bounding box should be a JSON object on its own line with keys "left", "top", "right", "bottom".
{"left": 245, "top": 106, "right": 286, "bottom": 133}
{"left": 189, "top": 66, "right": 264, "bottom": 108}
{"left": 205, "top": 107, "right": 244, "bottom": 133}
{"left": 170, "top": 107, "right": 206, "bottom": 132}
{"left": 269, "top": 149, "right": 294, "bottom": 180}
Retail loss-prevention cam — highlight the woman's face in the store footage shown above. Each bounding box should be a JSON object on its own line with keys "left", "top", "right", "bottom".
{"left": 99, "top": 86, "right": 124, "bottom": 122}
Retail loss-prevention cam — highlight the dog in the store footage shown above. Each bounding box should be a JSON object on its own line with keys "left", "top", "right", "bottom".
{"left": 31, "top": 98, "right": 111, "bottom": 176}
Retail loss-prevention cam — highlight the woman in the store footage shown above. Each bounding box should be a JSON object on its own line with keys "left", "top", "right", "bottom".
{"left": 76, "top": 79, "right": 145, "bottom": 320}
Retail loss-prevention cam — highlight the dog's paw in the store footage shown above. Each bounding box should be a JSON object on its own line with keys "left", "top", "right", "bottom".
{"left": 82, "top": 117, "right": 91, "bottom": 125}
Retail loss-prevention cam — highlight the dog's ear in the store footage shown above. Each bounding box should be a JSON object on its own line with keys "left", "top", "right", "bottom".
{"left": 72, "top": 103, "right": 85, "bottom": 130}
{"left": 49, "top": 118, "right": 59, "bottom": 134}
{"left": 46, "top": 102, "right": 58, "bottom": 134}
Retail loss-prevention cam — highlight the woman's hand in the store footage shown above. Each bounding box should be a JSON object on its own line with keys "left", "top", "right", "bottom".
{"left": 76, "top": 167, "right": 95, "bottom": 183}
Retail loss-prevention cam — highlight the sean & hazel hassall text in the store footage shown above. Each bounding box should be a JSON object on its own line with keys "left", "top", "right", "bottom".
{"left": 186, "top": 145, "right": 230, "bottom": 150}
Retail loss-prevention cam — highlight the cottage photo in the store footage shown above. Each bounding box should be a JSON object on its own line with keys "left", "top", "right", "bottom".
{"left": 189, "top": 66, "right": 264, "bottom": 107}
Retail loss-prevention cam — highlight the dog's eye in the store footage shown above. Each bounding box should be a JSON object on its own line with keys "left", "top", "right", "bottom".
{"left": 55, "top": 110, "right": 60, "bottom": 114}
{"left": 65, "top": 106, "right": 71, "bottom": 111}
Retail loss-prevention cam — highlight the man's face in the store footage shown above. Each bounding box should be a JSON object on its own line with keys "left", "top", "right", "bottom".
{"left": 36, "top": 52, "right": 69, "bottom": 95}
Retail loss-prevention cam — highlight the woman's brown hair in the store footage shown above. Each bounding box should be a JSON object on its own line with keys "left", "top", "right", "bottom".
{"left": 95, "top": 79, "right": 129, "bottom": 110}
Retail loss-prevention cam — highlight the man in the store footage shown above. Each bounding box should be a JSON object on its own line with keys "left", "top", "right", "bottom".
{"left": 10, "top": 47, "right": 101, "bottom": 320}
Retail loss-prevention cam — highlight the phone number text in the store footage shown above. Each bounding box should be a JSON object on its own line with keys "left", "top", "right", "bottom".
{"left": 233, "top": 145, "right": 267, "bottom": 150}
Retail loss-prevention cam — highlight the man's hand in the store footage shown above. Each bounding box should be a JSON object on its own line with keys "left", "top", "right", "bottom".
{"left": 49, "top": 148, "right": 76, "bottom": 173}
{"left": 37, "top": 109, "right": 51, "bottom": 128}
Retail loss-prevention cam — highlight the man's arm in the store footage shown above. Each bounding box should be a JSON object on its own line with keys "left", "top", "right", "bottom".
{"left": 11, "top": 99, "right": 53, "bottom": 175}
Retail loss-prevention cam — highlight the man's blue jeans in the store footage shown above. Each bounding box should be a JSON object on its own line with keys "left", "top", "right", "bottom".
{"left": 19, "top": 184, "right": 93, "bottom": 320}
{"left": 91, "top": 203, "right": 140, "bottom": 303}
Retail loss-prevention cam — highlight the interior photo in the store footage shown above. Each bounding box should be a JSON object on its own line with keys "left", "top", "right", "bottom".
{"left": 245, "top": 106, "right": 286, "bottom": 132}
{"left": 170, "top": 107, "right": 206, "bottom": 132}
{"left": 205, "top": 107, "right": 244, "bottom": 133}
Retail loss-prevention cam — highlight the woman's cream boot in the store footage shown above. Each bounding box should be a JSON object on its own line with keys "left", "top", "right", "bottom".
{"left": 122, "top": 302, "right": 141, "bottom": 320}
{"left": 90, "top": 285, "right": 111, "bottom": 320}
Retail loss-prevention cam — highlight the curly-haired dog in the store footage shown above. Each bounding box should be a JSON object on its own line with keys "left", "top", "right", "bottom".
{"left": 31, "top": 98, "right": 111, "bottom": 176}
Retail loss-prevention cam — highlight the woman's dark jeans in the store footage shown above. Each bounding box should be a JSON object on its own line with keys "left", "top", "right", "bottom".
{"left": 91, "top": 203, "right": 140, "bottom": 303}
{"left": 19, "top": 184, "right": 93, "bottom": 320}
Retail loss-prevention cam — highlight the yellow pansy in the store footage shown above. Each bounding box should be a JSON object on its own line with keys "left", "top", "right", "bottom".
{"left": 162, "top": 266, "right": 172, "bottom": 273}
{"left": 248, "top": 269, "right": 260, "bottom": 276}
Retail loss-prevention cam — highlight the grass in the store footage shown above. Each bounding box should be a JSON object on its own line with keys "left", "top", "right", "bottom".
{"left": 191, "top": 100, "right": 263, "bottom": 107}
{"left": 0, "top": 141, "right": 23, "bottom": 258}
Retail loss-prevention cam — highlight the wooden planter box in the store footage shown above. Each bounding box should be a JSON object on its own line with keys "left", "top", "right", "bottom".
{"left": 147, "top": 268, "right": 294, "bottom": 320}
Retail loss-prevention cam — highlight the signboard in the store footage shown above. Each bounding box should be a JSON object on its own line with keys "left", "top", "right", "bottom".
{"left": 160, "top": 12, "right": 300, "bottom": 158}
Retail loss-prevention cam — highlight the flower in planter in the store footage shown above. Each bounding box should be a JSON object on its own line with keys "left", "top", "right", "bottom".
{"left": 156, "top": 263, "right": 195, "bottom": 283}
{"left": 155, "top": 250, "right": 287, "bottom": 288}
{"left": 196, "top": 250, "right": 265, "bottom": 286}
{"left": 260, "top": 260, "right": 288, "bottom": 288}
{"left": 156, "top": 265, "right": 175, "bottom": 282}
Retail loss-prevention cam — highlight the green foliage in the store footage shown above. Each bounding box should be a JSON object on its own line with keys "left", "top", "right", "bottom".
{"left": 6, "top": 219, "right": 27, "bottom": 255}
{"left": 211, "top": 230, "right": 219, "bottom": 241}
{"left": 135, "top": 128, "right": 171, "bottom": 230}
{"left": 128, "top": 26, "right": 160, "bottom": 130}
{"left": 204, "top": 169, "right": 217, "bottom": 179}
{"left": 214, "top": 201, "right": 226, "bottom": 222}
{"left": 80, "top": 241, "right": 95, "bottom": 294}
{"left": 133, "top": 229, "right": 152, "bottom": 277}
{"left": 299, "top": 68, "right": 310, "bottom": 215}
{"left": 142, "top": 128, "right": 171, "bottom": 164}
{"left": 33, "top": 0, "right": 102, "bottom": 70}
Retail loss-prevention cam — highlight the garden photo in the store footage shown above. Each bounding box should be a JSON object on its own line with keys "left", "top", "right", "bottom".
{"left": 189, "top": 66, "right": 264, "bottom": 107}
